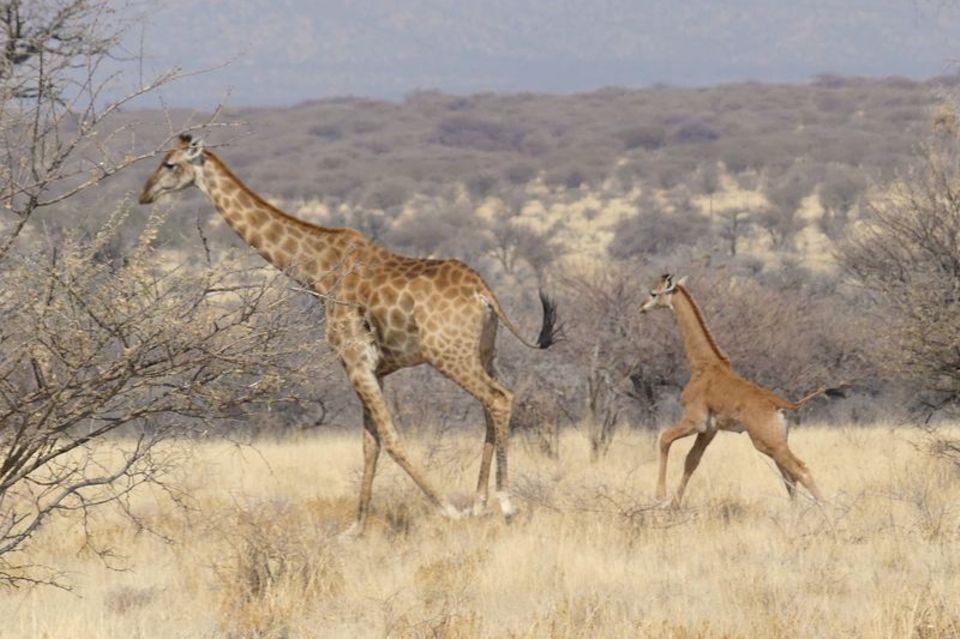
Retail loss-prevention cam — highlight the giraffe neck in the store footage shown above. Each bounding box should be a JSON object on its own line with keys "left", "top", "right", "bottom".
{"left": 670, "top": 285, "right": 731, "bottom": 371}
{"left": 196, "top": 152, "right": 371, "bottom": 294}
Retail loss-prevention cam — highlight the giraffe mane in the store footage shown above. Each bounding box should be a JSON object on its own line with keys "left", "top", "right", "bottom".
{"left": 205, "top": 150, "right": 357, "bottom": 237}
{"left": 675, "top": 284, "right": 731, "bottom": 366}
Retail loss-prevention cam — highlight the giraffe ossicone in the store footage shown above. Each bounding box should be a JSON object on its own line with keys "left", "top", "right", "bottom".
{"left": 140, "top": 133, "right": 560, "bottom": 535}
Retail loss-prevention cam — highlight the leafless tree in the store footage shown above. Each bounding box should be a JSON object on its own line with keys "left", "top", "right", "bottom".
{"left": 0, "top": 0, "right": 214, "bottom": 258}
{"left": 0, "top": 209, "right": 331, "bottom": 586}
{"left": 717, "top": 207, "right": 751, "bottom": 257}
{"left": 487, "top": 210, "right": 565, "bottom": 281}
{"left": 759, "top": 173, "right": 809, "bottom": 249}
{"left": 0, "top": 0, "right": 286, "bottom": 587}
{"left": 842, "top": 135, "right": 960, "bottom": 415}
{"left": 561, "top": 266, "right": 683, "bottom": 457}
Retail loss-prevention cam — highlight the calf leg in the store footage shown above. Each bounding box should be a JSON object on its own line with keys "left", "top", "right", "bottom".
{"left": 775, "top": 461, "right": 797, "bottom": 499}
{"left": 656, "top": 406, "right": 707, "bottom": 501}
{"left": 748, "top": 418, "right": 823, "bottom": 502}
{"left": 673, "top": 429, "right": 717, "bottom": 507}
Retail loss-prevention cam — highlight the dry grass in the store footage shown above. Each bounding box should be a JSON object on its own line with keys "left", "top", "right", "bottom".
{"left": 2, "top": 423, "right": 959, "bottom": 638}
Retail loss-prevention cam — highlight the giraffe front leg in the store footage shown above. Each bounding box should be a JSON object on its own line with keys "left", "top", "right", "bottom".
{"left": 348, "top": 365, "right": 457, "bottom": 518}
{"left": 340, "top": 405, "right": 382, "bottom": 541}
{"left": 656, "top": 409, "right": 705, "bottom": 504}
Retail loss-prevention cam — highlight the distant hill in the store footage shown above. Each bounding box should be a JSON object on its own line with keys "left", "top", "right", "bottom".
{"left": 46, "top": 76, "right": 948, "bottom": 277}
{"left": 94, "top": 75, "right": 945, "bottom": 208}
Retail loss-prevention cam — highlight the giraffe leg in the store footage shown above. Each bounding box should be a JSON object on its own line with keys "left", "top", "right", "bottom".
{"left": 775, "top": 461, "right": 797, "bottom": 499}
{"left": 337, "top": 329, "right": 458, "bottom": 520}
{"left": 771, "top": 449, "right": 823, "bottom": 502}
{"left": 748, "top": 416, "right": 823, "bottom": 502}
{"left": 474, "top": 410, "right": 496, "bottom": 516}
{"left": 492, "top": 386, "right": 515, "bottom": 519}
{"left": 656, "top": 407, "right": 707, "bottom": 502}
{"left": 473, "top": 322, "right": 498, "bottom": 516}
{"left": 673, "top": 429, "right": 717, "bottom": 507}
{"left": 433, "top": 353, "right": 516, "bottom": 520}
{"left": 341, "top": 402, "right": 382, "bottom": 540}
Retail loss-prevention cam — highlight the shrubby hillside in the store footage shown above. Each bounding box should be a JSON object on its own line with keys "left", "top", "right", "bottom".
{"left": 24, "top": 75, "right": 960, "bottom": 433}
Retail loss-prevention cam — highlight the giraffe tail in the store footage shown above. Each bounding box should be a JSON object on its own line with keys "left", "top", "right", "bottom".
{"left": 487, "top": 289, "right": 561, "bottom": 350}
{"left": 781, "top": 384, "right": 848, "bottom": 411}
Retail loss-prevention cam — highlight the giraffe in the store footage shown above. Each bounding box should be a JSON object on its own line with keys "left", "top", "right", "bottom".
{"left": 139, "top": 134, "right": 559, "bottom": 536}
{"left": 640, "top": 274, "right": 836, "bottom": 506}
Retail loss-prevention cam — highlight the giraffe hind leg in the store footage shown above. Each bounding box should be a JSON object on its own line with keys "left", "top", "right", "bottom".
{"left": 473, "top": 316, "right": 498, "bottom": 516}
{"left": 431, "top": 351, "right": 516, "bottom": 521}
{"left": 748, "top": 416, "right": 823, "bottom": 503}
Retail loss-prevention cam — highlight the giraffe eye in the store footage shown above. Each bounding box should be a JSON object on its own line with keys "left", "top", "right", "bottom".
{"left": 162, "top": 162, "right": 176, "bottom": 170}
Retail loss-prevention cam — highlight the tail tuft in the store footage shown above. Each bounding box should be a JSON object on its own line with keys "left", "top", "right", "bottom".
{"left": 536, "top": 290, "right": 562, "bottom": 349}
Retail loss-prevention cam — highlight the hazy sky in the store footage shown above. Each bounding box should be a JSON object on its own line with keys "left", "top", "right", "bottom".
{"left": 125, "top": 0, "right": 960, "bottom": 106}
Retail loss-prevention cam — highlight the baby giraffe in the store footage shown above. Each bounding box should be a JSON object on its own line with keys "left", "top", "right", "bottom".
{"left": 641, "top": 274, "right": 834, "bottom": 506}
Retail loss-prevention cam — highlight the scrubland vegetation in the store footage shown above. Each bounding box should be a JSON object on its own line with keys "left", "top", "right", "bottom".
{"left": 3, "top": 2, "right": 960, "bottom": 637}
{"left": 3, "top": 426, "right": 960, "bottom": 638}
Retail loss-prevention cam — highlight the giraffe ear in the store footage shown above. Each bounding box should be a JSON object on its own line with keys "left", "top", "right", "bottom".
{"left": 676, "top": 275, "right": 688, "bottom": 287}
{"left": 184, "top": 136, "right": 205, "bottom": 163}
{"left": 663, "top": 274, "right": 675, "bottom": 291}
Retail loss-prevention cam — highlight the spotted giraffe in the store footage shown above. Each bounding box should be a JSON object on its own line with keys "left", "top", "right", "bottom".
{"left": 139, "top": 134, "right": 559, "bottom": 536}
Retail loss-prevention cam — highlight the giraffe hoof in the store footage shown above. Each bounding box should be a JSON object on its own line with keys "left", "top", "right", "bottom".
{"left": 337, "top": 521, "right": 363, "bottom": 543}
{"left": 441, "top": 502, "right": 464, "bottom": 521}
{"left": 496, "top": 491, "right": 518, "bottom": 521}
{"left": 471, "top": 497, "right": 488, "bottom": 517}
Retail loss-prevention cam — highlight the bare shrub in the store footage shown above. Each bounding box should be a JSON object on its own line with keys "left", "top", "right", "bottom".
{"left": 669, "top": 117, "right": 720, "bottom": 145}
{"left": 759, "top": 168, "right": 815, "bottom": 248}
{"left": 0, "top": 0, "right": 204, "bottom": 257}
{"left": 0, "top": 0, "right": 254, "bottom": 587}
{"left": 432, "top": 115, "right": 528, "bottom": 153}
{"left": 214, "top": 501, "right": 343, "bottom": 638}
{"left": 504, "top": 161, "right": 537, "bottom": 185}
{"left": 560, "top": 265, "right": 683, "bottom": 452}
{"left": 0, "top": 210, "right": 328, "bottom": 586}
{"left": 620, "top": 124, "right": 666, "bottom": 150}
{"left": 818, "top": 165, "right": 867, "bottom": 239}
{"left": 487, "top": 205, "right": 566, "bottom": 280}
{"left": 841, "top": 135, "right": 960, "bottom": 415}
{"left": 510, "top": 380, "right": 565, "bottom": 459}
{"left": 608, "top": 201, "right": 713, "bottom": 259}
{"left": 104, "top": 585, "right": 157, "bottom": 615}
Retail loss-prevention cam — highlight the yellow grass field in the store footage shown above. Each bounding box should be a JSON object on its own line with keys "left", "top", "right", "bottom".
{"left": 2, "top": 424, "right": 959, "bottom": 638}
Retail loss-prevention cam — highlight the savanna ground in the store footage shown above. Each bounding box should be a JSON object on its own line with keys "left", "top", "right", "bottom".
{"left": 2, "top": 423, "right": 958, "bottom": 638}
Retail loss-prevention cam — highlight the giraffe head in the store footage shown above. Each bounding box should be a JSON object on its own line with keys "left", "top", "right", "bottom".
{"left": 139, "top": 134, "right": 206, "bottom": 205}
{"left": 640, "top": 273, "right": 687, "bottom": 313}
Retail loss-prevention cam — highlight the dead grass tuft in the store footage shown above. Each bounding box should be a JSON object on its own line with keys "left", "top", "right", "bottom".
{"left": 3, "top": 425, "right": 960, "bottom": 638}
{"left": 213, "top": 501, "right": 344, "bottom": 638}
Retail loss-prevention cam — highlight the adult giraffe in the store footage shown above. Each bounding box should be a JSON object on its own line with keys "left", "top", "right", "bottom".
{"left": 139, "top": 134, "right": 559, "bottom": 536}
{"left": 641, "top": 274, "right": 838, "bottom": 506}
